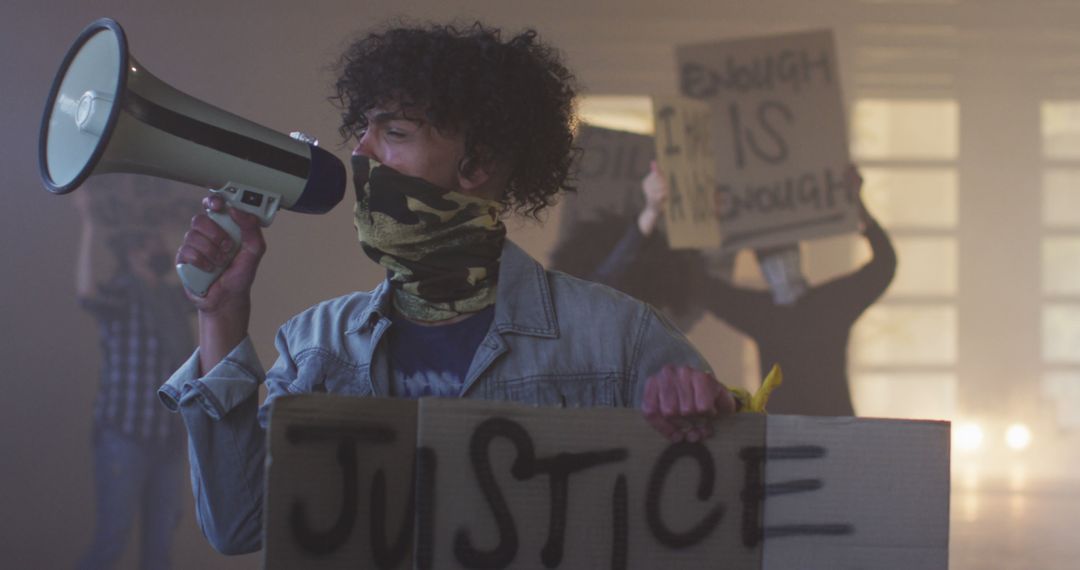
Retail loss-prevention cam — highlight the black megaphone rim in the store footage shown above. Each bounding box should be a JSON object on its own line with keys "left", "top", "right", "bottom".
{"left": 38, "top": 17, "right": 129, "bottom": 194}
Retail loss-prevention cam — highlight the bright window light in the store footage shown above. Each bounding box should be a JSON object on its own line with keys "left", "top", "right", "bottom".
{"left": 1005, "top": 424, "right": 1032, "bottom": 451}
{"left": 954, "top": 423, "right": 984, "bottom": 452}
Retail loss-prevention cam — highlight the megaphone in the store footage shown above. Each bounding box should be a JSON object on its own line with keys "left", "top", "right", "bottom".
{"left": 39, "top": 17, "right": 346, "bottom": 296}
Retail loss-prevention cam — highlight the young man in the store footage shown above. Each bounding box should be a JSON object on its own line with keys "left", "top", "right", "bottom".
{"left": 161, "top": 22, "right": 734, "bottom": 554}
{"left": 73, "top": 185, "right": 193, "bottom": 570}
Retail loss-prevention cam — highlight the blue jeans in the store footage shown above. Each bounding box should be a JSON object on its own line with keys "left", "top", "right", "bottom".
{"left": 76, "top": 427, "right": 185, "bottom": 570}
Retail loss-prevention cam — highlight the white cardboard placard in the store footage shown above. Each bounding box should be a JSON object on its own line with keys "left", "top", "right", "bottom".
{"left": 651, "top": 96, "right": 722, "bottom": 249}
{"left": 265, "top": 397, "right": 949, "bottom": 569}
{"left": 556, "top": 124, "right": 654, "bottom": 247}
{"left": 677, "top": 30, "right": 857, "bottom": 252}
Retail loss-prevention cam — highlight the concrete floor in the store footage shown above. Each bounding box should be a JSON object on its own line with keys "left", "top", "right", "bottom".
{"left": 951, "top": 477, "right": 1080, "bottom": 570}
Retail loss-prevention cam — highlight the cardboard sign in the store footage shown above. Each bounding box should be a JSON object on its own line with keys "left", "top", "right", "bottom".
{"left": 651, "top": 96, "right": 722, "bottom": 249}
{"left": 81, "top": 175, "right": 201, "bottom": 258}
{"left": 265, "top": 396, "right": 950, "bottom": 569}
{"left": 83, "top": 173, "right": 202, "bottom": 232}
{"left": 78, "top": 174, "right": 203, "bottom": 278}
{"left": 677, "top": 30, "right": 857, "bottom": 252}
{"left": 556, "top": 124, "right": 654, "bottom": 247}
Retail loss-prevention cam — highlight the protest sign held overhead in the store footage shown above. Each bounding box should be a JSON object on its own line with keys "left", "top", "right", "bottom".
{"left": 651, "top": 96, "right": 722, "bottom": 249}
{"left": 79, "top": 174, "right": 202, "bottom": 279}
{"left": 677, "top": 30, "right": 856, "bottom": 252}
{"left": 264, "top": 396, "right": 950, "bottom": 569}
{"left": 83, "top": 173, "right": 202, "bottom": 233}
{"left": 556, "top": 124, "right": 655, "bottom": 246}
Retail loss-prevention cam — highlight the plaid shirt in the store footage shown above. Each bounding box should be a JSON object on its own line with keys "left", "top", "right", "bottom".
{"left": 81, "top": 275, "right": 190, "bottom": 442}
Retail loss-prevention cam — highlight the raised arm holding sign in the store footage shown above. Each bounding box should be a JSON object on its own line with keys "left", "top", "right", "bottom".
{"left": 559, "top": 161, "right": 897, "bottom": 416}
{"left": 701, "top": 168, "right": 898, "bottom": 416}
{"left": 650, "top": 96, "right": 721, "bottom": 249}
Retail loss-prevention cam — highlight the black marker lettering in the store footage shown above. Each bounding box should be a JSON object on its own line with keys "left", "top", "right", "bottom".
{"left": 739, "top": 445, "right": 854, "bottom": 548}
{"left": 667, "top": 172, "right": 686, "bottom": 221}
{"left": 746, "top": 101, "right": 793, "bottom": 165}
{"left": 715, "top": 185, "right": 736, "bottom": 221}
{"left": 656, "top": 106, "right": 681, "bottom": 157}
{"left": 680, "top": 48, "right": 833, "bottom": 96}
{"left": 729, "top": 103, "right": 747, "bottom": 169}
{"left": 456, "top": 418, "right": 628, "bottom": 569}
{"left": 680, "top": 62, "right": 713, "bottom": 98}
{"left": 690, "top": 175, "right": 713, "bottom": 224}
{"left": 370, "top": 467, "right": 413, "bottom": 568}
{"left": 285, "top": 423, "right": 396, "bottom": 556}
{"left": 714, "top": 165, "right": 857, "bottom": 224}
{"left": 684, "top": 112, "right": 710, "bottom": 161}
{"left": 802, "top": 49, "right": 832, "bottom": 87}
{"left": 822, "top": 166, "right": 849, "bottom": 207}
{"left": 454, "top": 419, "right": 522, "bottom": 569}
{"left": 533, "top": 450, "right": 629, "bottom": 567}
{"left": 738, "top": 446, "right": 765, "bottom": 548}
{"left": 797, "top": 173, "right": 821, "bottom": 209}
{"left": 645, "top": 442, "right": 725, "bottom": 549}
{"left": 415, "top": 447, "right": 437, "bottom": 570}
{"left": 611, "top": 475, "right": 628, "bottom": 570}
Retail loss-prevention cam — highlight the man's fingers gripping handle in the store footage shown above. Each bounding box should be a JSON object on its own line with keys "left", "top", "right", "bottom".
{"left": 177, "top": 208, "right": 241, "bottom": 297}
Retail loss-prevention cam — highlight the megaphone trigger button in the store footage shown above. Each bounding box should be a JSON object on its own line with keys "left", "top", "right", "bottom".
{"left": 240, "top": 190, "right": 263, "bottom": 207}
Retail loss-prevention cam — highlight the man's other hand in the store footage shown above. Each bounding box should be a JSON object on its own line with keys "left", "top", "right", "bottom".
{"left": 642, "top": 365, "right": 736, "bottom": 442}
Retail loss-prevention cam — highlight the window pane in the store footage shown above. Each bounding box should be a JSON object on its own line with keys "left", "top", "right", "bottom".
{"left": 1043, "top": 238, "right": 1080, "bottom": 295}
{"left": 578, "top": 95, "right": 654, "bottom": 135}
{"left": 851, "top": 236, "right": 957, "bottom": 296}
{"left": 851, "top": 99, "right": 958, "bottom": 160}
{"left": 885, "top": 237, "right": 957, "bottom": 295}
{"left": 860, "top": 167, "right": 957, "bottom": 227}
{"left": 851, "top": 304, "right": 957, "bottom": 365}
{"left": 1041, "top": 101, "right": 1080, "bottom": 159}
{"left": 852, "top": 372, "right": 956, "bottom": 421}
{"left": 1043, "top": 169, "right": 1080, "bottom": 227}
{"left": 1043, "top": 371, "right": 1080, "bottom": 430}
{"left": 1042, "top": 304, "right": 1080, "bottom": 363}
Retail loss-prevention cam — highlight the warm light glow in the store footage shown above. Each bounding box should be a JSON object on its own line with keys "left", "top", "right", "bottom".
{"left": 954, "top": 423, "right": 984, "bottom": 452}
{"left": 1005, "top": 424, "right": 1032, "bottom": 450}
{"left": 957, "top": 489, "right": 980, "bottom": 522}
{"left": 1009, "top": 465, "right": 1029, "bottom": 492}
{"left": 577, "top": 95, "right": 654, "bottom": 134}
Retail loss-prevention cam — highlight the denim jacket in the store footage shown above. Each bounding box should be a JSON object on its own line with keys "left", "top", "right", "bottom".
{"left": 159, "top": 240, "right": 711, "bottom": 554}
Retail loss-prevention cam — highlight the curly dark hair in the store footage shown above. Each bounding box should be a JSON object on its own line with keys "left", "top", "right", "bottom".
{"left": 334, "top": 21, "right": 579, "bottom": 217}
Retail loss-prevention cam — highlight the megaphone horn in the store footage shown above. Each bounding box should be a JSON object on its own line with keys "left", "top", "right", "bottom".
{"left": 39, "top": 17, "right": 346, "bottom": 296}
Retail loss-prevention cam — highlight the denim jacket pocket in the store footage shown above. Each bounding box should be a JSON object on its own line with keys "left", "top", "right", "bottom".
{"left": 491, "top": 373, "right": 625, "bottom": 408}
{"left": 286, "top": 349, "right": 371, "bottom": 397}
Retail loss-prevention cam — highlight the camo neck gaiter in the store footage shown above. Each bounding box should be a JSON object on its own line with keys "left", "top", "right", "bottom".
{"left": 352, "top": 156, "right": 506, "bottom": 322}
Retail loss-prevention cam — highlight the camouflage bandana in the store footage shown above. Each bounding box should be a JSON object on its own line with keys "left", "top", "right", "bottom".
{"left": 352, "top": 155, "right": 505, "bottom": 322}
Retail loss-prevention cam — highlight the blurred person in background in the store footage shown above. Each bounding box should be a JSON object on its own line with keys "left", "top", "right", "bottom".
{"left": 552, "top": 164, "right": 895, "bottom": 416}
{"left": 73, "top": 179, "right": 193, "bottom": 570}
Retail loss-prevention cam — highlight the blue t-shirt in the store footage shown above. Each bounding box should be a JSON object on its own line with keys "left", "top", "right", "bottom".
{"left": 387, "top": 305, "right": 496, "bottom": 398}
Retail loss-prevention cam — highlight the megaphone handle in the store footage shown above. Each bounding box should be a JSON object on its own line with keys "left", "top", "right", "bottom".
{"left": 176, "top": 208, "right": 242, "bottom": 298}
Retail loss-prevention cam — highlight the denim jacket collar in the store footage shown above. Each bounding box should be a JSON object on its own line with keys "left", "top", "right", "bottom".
{"left": 345, "top": 279, "right": 393, "bottom": 335}
{"left": 344, "top": 240, "right": 559, "bottom": 338}
{"left": 491, "top": 241, "right": 559, "bottom": 338}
